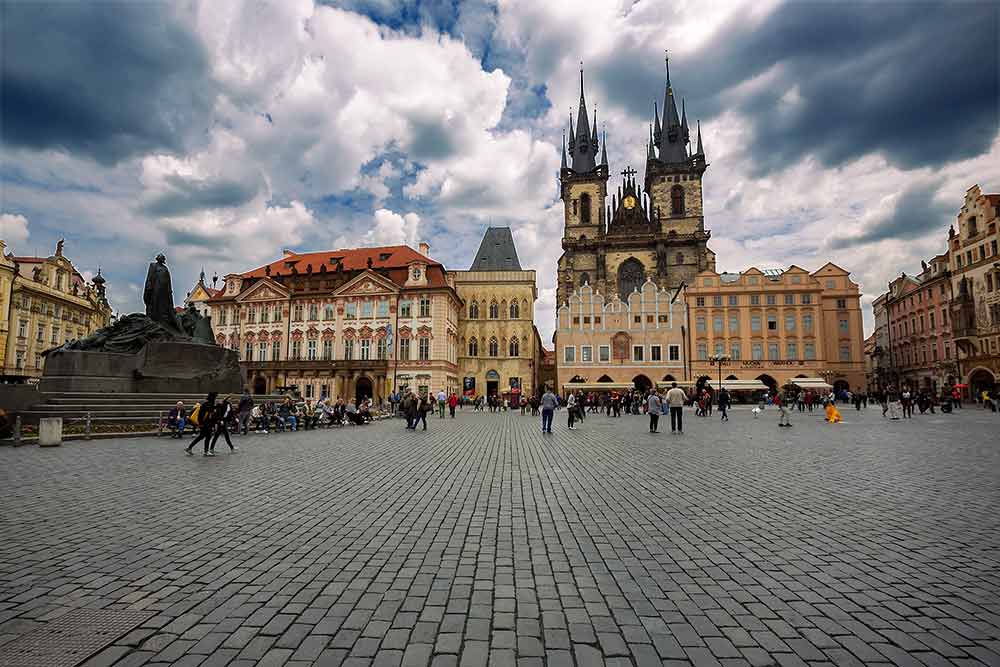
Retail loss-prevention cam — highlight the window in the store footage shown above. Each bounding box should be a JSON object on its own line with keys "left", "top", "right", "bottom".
{"left": 752, "top": 343, "right": 763, "bottom": 360}
{"left": 419, "top": 338, "right": 430, "bottom": 360}
{"left": 488, "top": 338, "right": 498, "bottom": 357}
{"left": 826, "top": 279, "right": 835, "bottom": 289}
{"left": 378, "top": 299, "right": 389, "bottom": 317}
{"left": 836, "top": 298, "right": 847, "bottom": 309}
{"left": 785, "top": 313, "right": 796, "bottom": 332}
{"left": 323, "top": 339, "right": 333, "bottom": 360}
{"left": 274, "top": 306, "right": 282, "bottom": 322}
{"left": 51, "top": 327, "right": 59, "bottom": 344}
{"left": 713, "top": 296, "right": 723, "bottom": 307}
{"left": 671, "top": 185, "right": 685, "bottom": 214}
{"left": 509, "top": 338, "right": 520, "bottom": 357}
{"left": 259, "top": 342, "right": 268, "bottom": 361}
{"left": 766, "top": 295, "right": 776, "bottom": 306}
{"left": 714, "top": 342, "right": 724, "bottom": 357}
{"left": 801, "top": 294, "right": 812, "bottom": 305}
{"left": 786, "top": 342, "right": 798, "bottom": 359}
{"left": 272, "top": 341, "right": 280, "bottom": 360}
{"left": 784, "top": 294, "right": 794, "bottom": 305}
{"left": 564, "top": 346, "right": 576, "bottom": 363}
{"left": 988, "top": 273, "right": 995, "bottom": 292}
{"left": 728, "top": 295, "right": 738, "bottom": 306}
{"left": 696, "top": 297, "right": 705, "bottom": 307}
{"left": 343, "top": 339, "right": 353, "bottom": 360}
{"left": 345, "top": 302, "right": 357, "bottom": 319}
{"left": 730, "top": 342, "right": 741, "bottom": 360}
{"left": 696, "top": 316, "right": 706, "bottom": 333}
{"left": 750, "top": 295, "right": 760, "bottom": 305}
{"left": 400, "top": 338, "right": 411, "bottom": 361}
{"left": 767, "top": 315, "right": 777, "bottom": 331}
{"left": 729, "top": 315, "right": 739, "bottom": 333}
{"left": 581, "top": 345, "right": 592, "bottom": 362}
{"left": 361, "top": 300, "right": 373, "bottom": 318}
{"left": 18, "top": 320, "right": 26, "bottom": 338}
{"left": 633, "top": 345, "right": 644, "bottom": 362}
{"left": 768, "top": 343, "right": 779, "bottom": 360}
{"left": 668, "top": 345, "right": 680, "bottom": 361}
{"left": 309, "top": 304, "right": 319, "bottom": 320}
{"left": 929, "top": 311, "right": 936, "bottom": 329}
{"left": 245, "top": 342, "right": 253, "bottom": 360}
{"left": 293, "top": 304, "right": 303, "bottom": 320}
{"left": 36, "top": 324, "right": 44, "bottom": 341}
{"left": 803, "top": 314, "right": 813, "bottom": 332}
{"left": 509, "top": 301, "right": 520, "bottom": 319}
{"left": 651, "top": 345, "right": 662, "bottom": 361}
{"left": 308, "top": 340, "right": 318, "bottom": 360}
{"left": 804, "top": 343, "right": 816, "bottom": 360}
{"left": 468, "top": 338, "right": 478, "bottom": 356}
{"left": 359, "top": 339, "right": 370, "bottom": 360}
{"left": 599, "top": 345, "right": 611, "bottom": 362}
{"left": 634, "top": 315, "right": 642, "bottom": 324}
{"left": 751, "top": 315, "right": 761, "bottom": 332}
{"left": 489, "top": 302, "right": 499, "bottom": 319}
{"left": 713, "top": 315, "right": 723, "bottom": 334}
{"left": 944, "top": 344, "right": 951, "bottom": 359}
{"left": 839, "top": 344, "right": 850, "bottom": 362}
{"left": 419, "top": 297, "right": 431, "bottom": 318}
{"left": 580, "top": 193, "right": 591, "bottom": 224}
{"left": 839, "top": 318, "right": 849, "bottom": 333}
{"left": 323, "top": 304, "right": 334, "bottom": 320}
{"left": 219, "top": 309, "right": 228, "bottom": 325}
{"left": 260, "top": 307, "right": 269, "bottom": 323}
{"left": 968, "top": 216, "right": 978, "bottom": 236}
{"left": 697, "top": 343, "right": 707, "bottom": 360}
{"left": 15, "top": 351, "right": 23, "bottom": 370}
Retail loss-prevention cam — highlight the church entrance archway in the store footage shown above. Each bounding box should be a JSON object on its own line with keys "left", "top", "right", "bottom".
{"left": 968, "top": 368, "right": 996, "bottom": 399}
{"left": 486, "top": 369, "right": 501, "bottom": 397}
{"left": 253, "top": 376, "right": 267, "bottom": 395}
{"left": 355, "top": 377, "right": 373, "bottom": 405}
{"left": 632, "top": 374, "right": 652, "bottom": 393}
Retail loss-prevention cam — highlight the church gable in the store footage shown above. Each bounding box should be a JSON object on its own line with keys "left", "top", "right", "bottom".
{"left": 235, "top": 277, "right": 289, "bottom": 303}
{"left": 331, "top": 270, "right": 399, "bottom": 297}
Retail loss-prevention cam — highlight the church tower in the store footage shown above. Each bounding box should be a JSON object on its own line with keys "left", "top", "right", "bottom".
{"left": 557, "top": 69, "right": 609, "bottom": 307}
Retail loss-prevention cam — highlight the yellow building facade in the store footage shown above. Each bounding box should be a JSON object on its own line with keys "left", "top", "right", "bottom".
{"left": 454, "top": 229, "right": 541, "bottom": 399}
{"left": 685, "top": 264, "right": 866, "bottom": 393}
{"left": 1, "top": 240, "right": 113, "bottom": 382}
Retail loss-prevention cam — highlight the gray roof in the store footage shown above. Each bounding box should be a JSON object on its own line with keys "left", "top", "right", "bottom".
{"left": 469, "top": 227, "right": 522, "bottom": 271}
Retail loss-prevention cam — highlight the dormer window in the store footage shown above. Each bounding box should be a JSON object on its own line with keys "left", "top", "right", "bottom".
{"left": 968, "top": 216, "right": 978, "bottom": 236}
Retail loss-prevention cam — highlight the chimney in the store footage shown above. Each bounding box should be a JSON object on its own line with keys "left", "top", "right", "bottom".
{"left": 418, "top": 242, "right": 430, "bottom": 257}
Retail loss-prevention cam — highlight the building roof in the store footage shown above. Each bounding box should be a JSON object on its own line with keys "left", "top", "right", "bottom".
{"left": 239, "top": 245, "right": 437, "bottom": 279}
{"left": 469, "top": 228, "right": 522, "bottom": 271}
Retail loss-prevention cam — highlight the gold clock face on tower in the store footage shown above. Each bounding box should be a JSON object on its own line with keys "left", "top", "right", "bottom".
{"left": 623, "top": 195, "right": 636, "bottom": 209}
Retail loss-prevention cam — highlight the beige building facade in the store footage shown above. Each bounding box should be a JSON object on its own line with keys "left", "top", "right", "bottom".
{"left": 555, "top": 279, "right": 687, "bottom": 394}
{"left": 208, "top": 243, "right": 461, "bottom": 403}
{"left": 685, "top": 264, "right": 865, "bottom": 393}
{"left": 0, "top": 240, "right": 112, "bottom": 382}
{"left": 455, "top": 229, "right": 541, "bottom": 399}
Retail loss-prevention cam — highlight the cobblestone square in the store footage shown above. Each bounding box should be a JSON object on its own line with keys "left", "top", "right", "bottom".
{"left": 1, "top": 407, "right": 999, "bottom": 666}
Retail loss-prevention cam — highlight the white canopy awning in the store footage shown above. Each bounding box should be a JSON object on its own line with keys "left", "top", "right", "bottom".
{"left": 562, "top": 382, "right": 634, "bottom": 391}
{"left": 788, "top": 378, "right": 832, "bottom": 389}
{"left": 705, "top": 379, "right": 769, "bottom": 391}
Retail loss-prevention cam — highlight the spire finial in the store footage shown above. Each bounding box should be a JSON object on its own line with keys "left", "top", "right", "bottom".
{"left": 600, "top": 126, "right": 608, "bottom": 167}
{"left": 665, "top": 49, "right": 671, "bottom": 88}
{"left": 561, "top": 130, "right": 567, "bottom": 169}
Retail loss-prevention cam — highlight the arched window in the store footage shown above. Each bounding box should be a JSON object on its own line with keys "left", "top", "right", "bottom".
{"left": 488, "top": 337, "right": 499, "bottom": 357}
{"left": 580, "top": 193, "right": 591, "bottom": 224}
{"left": 468, "top": 337, "right": 478, "bottom": 357}
{"left": 617, "top": 258, "right": 646, "bottom": 302}
{"left": 671, "top": 185, "right": 685, "bottom": 215}
{"left": 509, "top": 337, "right": 520, "bottom": 357}
{"left": 509, "top": 301, "right": 519, "bottom": 319}
{"left": 579, "top": 272, "right": 590, "bottom": 287}
{"left": 489, "top": 301, "right": 499, "bottom": 319}
{"left": 469, "top": 301, "right": 479, "bottom": 319}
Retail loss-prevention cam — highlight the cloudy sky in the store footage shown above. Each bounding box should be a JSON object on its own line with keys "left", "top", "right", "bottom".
{"left": 2, "top": 0, "right": 998, "bottom": 342}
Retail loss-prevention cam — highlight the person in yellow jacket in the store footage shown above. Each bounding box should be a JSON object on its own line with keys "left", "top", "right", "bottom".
{"left": 825, "top": 401, "right": 843, "bottom": 423}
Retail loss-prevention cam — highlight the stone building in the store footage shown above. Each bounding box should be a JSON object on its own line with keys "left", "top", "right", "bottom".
{"left": 882, "top": 255, "right": 955, "bottom": 393}
{"left": 454, "top": 228, "right": 542, "bottom": 400}
{"left": 685, "top": 264, "right": 865, "bottom": 393}
{"left": 0, "top": 240, "right": 112, "bottom": 382}
{"left": 207, "top": 243, "right": 461, "bottom": 403}
{"left": 947, "top": 184, "right": 1000, "bottom": 396}
{"left": 869, "top": 292, "right": 890, "bottom": 391}
{"left": 555, "top": 279, "right": 686, "bottom": 395}
{"left": 556, "top": 60, "right": 715, "bottom": 310}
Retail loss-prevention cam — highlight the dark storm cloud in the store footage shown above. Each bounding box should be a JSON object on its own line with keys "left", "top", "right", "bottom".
{"left": 829, "top": 184, "right": 953, "bottom": 250}
{"left": 591, "top": 1, "right": 998, "bottom": 172}
{"left": 1, "top": 2, "right": 216, "bottom": 165}
{"left": 140, "top": 175, "right": 261, "bottom": 218}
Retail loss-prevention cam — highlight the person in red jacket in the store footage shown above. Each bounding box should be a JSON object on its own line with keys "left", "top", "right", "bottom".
{"left": 448, "top": 392, "right": 459, "bottom": 418}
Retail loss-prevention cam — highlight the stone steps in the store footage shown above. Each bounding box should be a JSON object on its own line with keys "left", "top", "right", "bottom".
{"left": 19, "top": 392, "right": 290, "bottom": 425}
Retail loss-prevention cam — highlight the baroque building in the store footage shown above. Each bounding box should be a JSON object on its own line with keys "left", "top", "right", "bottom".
{"left": 0, "top": 239, "right": 112, "bottom": 382}
{"left": 454, "top": 228, "right": 542, "bottom": 400}
{"left": 184, "top": 269, "right": 222, "bottom": 317}
{"left": 947, "top": 184, "right": 1000, "bottom": 395}
{"left": 557, "top": 60, "right": 715, "bottom": 309}
{"left": 207, "top": 243, "right": 461, "bottom": 403}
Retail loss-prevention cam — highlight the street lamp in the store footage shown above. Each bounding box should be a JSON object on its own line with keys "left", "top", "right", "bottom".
{"left": 708, "top": 354, "right": 731, "bottom": 393}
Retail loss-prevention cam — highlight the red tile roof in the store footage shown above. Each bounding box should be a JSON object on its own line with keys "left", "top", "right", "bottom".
{"left": 240, "top": 245, "right": 438, "bottom": 279}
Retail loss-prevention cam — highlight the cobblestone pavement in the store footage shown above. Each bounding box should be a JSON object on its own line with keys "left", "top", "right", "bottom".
{"left": 2, "top": 406, "right": 999, "bottom": 667}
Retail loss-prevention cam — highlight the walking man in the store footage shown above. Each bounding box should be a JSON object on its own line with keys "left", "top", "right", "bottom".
{"left": 718, "top": 387, "right": 731, "bottom": 422}
{"left": 437, "top": 388, "right": 447, "bottom": 418}
{"left": 647, "top": 390, "right": 661, "bottom": 433}
{"left": 666, "top": 382, "right": 686, "bottom": 434}
{"left": 237, "top": 390, "right": 254, "bottom": 435}
{"left": 777, "top": 390, "right": 792, "bottom": 428}
{"left": 210, "top": 395, "right": 238, "bottom": 453}
{"left": 540, "top": 386, "right": 557, "bottom": 434}
{"left": 185, "top": 392, "right": 218, "bottom": 456}
{"left": 566, "top": 392, "right": 578, "bottom": 430}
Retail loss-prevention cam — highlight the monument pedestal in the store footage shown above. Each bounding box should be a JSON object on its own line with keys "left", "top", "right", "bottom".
{"left": 40, "top": 340, "right": 242, "bottom": 394}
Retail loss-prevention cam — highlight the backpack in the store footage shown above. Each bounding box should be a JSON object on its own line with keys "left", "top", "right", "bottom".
{"left": 189, "top": 402, "right": 202, "bottom": 427}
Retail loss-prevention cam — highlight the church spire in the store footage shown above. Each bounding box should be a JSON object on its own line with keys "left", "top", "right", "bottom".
{"left": 696, "top": 120, "right": 705, "bottom": 157}
{"left": 659, "top": 51, "right": 686, "bottom": 163}
{"left": 569, "top": 64, "right": 597, "bottom": 172}
{"left": 568, "top": 110, "right": 575, "bottom": 154}
{"left": 600, "top": 128, "right": 608, "bottom": 167}
{"left": 681, "top": 98, "right": 689, "bottom": 144}
{"left": 653, "top": 101, "right": 661, "bottom": 147}
{"left": 561, "top": 131, "right": 567, "bottom": 169}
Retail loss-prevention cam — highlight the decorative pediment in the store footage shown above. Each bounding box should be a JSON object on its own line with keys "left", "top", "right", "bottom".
{"left": 358, "top": 325, "right": 374, "bottom": 339}
{"left": 374, "top": 326, "right": 388, "bottom": 340}
{"left": 258, "top": 329, "right": 270, "bottom": 340}
{"left": 236, "top": 276, "right": 290, "bottom": 302}
{"left": 398, "top": 325, "right": 412, "bottom": 339}
{"left": 271, "top": 329, "right": 283, "bottom": 338}
{"left": 332, "top": 269, "right": 399, "bottom": 297}
{"left": 216, "top": 333, "right": 226, "bottom": 345}
{"left": 290, "top": 329, "right": 304, "bottom": 341}
{"left": 342, "top": 327, "right": 356, "bottom": 340}
{"left": 417, "top": 325, "right": 434, "bottom": 339}
{"left": 245, "top": 331, "right": 256, "bottom": 341}
{"left": 321, "top": 327, "right": 336, "bottom": 340}
{"left": 306, "top": 327, "right": 320, "bottom": 339}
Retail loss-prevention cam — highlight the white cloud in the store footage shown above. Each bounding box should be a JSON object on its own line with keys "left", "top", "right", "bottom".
{"left": 0, "top": 213, "right": 30, "bottom": 249}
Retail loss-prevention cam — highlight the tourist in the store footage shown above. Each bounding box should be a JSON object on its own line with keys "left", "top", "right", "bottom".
{"left": 647, "top": 390, "right": 661, "bottom": 433}
{"left": 566, "top": 391, "right": 578, "bottom": 430}
{"left": 237, "top": 391, "right": 254, "bottom": 435}
{"left": 901, "top": 387, "right": 913, "bottom": 418}
{"left": 345, "top": 400, "right": 365, "bottom": 425}
{"left": 185, "top": 392, "right": 218, "bottom": 456}
{"left": 666, "top": 382, "right": 686, "bottom": 434}
{"left": 416, "top": 392, "right": 430, "bottom": 430}
{"left": 437, "top": 388, "right": 447, "bottom": 418}
{"left": 302, "top": 399, "right": 318, "bottom": 429}
{"left": 448, "top": 391, "right": 458, "bottom": 418}
{"left": 825, "top": 400, "right": 843, "bottom": 423}
{"left": 210, "top": 395, "right": 237, "bottom": 453}
{"left": 167, "top": 401, "right": 187, "bottom": 438}
{"left": 250, "top": 404, "right": 268, "bottom": 433}
{"left": 718, "top": 388, "right": 730, "bottom": 422}
{"left": 776, "top": 389, "right": 792, "bottom": 428}
{"left": 540, "top": 386, "right": 557, "bottom": 433}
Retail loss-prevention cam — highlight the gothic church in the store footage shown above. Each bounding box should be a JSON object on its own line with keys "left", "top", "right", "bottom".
{"left": 557, "top": 58, "right": 716, "bottom": 307}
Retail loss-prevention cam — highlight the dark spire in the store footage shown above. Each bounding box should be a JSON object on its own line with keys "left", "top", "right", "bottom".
{"left": 570, "top": 64, "right": 597, "bottom": 172}
{"left": 681, "top": 98, "right": 689, "bottom": 144}
{"left": 591, "top": 107, "right": 598, "bottom": 148}
{"left": 653, "top": 101, "right": 661, "bottom": 145}
{"left": 658, "top": 52, "right": 687, "bottom": 163}
{"left": 696, "top": 120, "right": 704, "bottom": 157}
{"left": 600, "top": 129, "right": 608, "bottom": 167}
{"left": 568, "top": 110, "right": 575, "bottom": 153}
{"left": 561, "top": 131, "right": 567, "bottom": 169}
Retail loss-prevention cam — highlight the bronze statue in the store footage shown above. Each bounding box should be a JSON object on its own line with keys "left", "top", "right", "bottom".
{"left": 144, "top": 253, "right": 178, "bottom": 331}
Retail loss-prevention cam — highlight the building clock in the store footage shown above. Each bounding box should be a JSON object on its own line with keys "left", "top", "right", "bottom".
{"left": 623, "top": 195, "right": 637, "bottom": 209}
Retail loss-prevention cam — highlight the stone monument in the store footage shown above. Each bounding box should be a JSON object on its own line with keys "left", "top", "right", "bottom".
{"left": 41, "top": 254, "right": 242, "bottom": 394}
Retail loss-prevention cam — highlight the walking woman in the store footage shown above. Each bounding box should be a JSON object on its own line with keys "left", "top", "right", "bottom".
{"left": 185, "top": 392, "right": 218, "bottom": 456}
{"left": 718, "top": 387, "right": 731, "bottom": 422}
{"left": 210, "top": 395, "right": 238, "bottom": 453}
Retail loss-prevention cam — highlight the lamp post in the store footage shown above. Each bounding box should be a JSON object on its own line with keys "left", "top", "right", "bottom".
{"left": 820, "top": 369, "right": 836, "bottom": 397}
{"left": 707, "top": 354, "right": 731, "bottom": 394}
